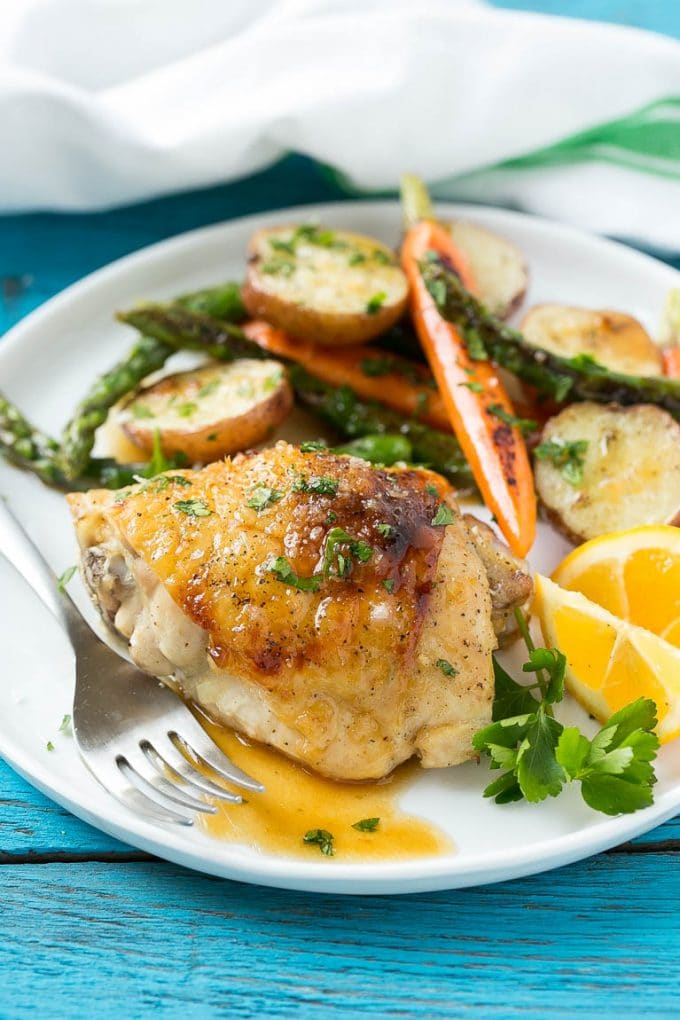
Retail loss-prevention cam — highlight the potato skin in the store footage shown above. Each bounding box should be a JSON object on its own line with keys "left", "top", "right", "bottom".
{"left": 521, "top": 304, "right": 664, "bottom": 377}
{"left": 120, "top": 360, "right": 293, "bottom": 463}
{"left": 243, "top": 225, "right": 408, "bottom": 346}
{"left": 535, "top": 402, "right": 680, "bottom": 544}
{"left": 447, "top": 221, "right": 528, "bottom": 319}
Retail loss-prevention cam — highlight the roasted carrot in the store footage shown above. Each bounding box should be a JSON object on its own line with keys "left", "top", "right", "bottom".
{"left": 662, "top": 348, "right": 680, "bottom": 378}
{"left": 400, "top": 177, "right": 536, "bottom": 556}
{"left": 242, "top": 320, "right": 452, "bottom": 432}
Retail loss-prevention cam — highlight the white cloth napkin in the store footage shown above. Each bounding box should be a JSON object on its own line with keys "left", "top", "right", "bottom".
{"left": 2, "top": 0, "right": 680, "bottom": 250}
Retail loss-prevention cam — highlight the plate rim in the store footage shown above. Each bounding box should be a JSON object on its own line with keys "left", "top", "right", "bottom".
{"left": 1, "top": 198, "right": 679, "bottom": 894}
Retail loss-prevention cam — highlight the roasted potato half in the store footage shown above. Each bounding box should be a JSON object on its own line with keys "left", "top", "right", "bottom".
{"left": 243, "top": 224, "right": 408, "bottom": 346}
{"left": 119, "top": 360, "right": 293, "bottom": 463}
{"left": 534, "top": 402, "right": 680, "bottom": 544}
{"left": 448, "top": 221, "right": 528, "bottom": 319}
{"left": 521, "top": 304, "right": 663, "bottom": 377}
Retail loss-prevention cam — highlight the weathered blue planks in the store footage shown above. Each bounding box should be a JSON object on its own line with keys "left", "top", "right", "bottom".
{"left": 1, "top": 856, "right": 680, "bottom": 1018}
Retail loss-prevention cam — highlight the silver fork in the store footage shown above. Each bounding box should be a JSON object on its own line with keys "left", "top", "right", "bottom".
{"left": 0, "top": 501, "right": 264, "bottom": 825}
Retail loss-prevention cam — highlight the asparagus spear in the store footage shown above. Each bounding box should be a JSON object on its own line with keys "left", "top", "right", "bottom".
{"left": 58, "top": 281, "right": 247, "bottom": 482}
{"left": 118, "top": 305, "right": 265, "bottom": 363}
{"left": 0, "top": 392, "right": 66, "bottom": 485}
{"left": 117, "top": 303, "right": 475, "bottom": 489}
{"left": 176, "top": 281, "right": 246, "bottom": 321}
{"left": 57, "top": 334, "right": 173, "bottom": 481}
{"left": 421, "top": 260, "right": 680, "bottom": 420}
{"left": 332, "top": 434, "right": 414, "bottom": 465}
{"left": 289, "top": 368, "right": 475, "bottom": 489}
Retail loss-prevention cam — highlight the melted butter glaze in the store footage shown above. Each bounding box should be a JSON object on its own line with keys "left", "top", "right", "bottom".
{"left": 196, "top": 713, "right": 453, "bottom": 861}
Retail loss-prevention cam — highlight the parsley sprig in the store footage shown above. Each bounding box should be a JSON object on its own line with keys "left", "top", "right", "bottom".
{"left": 323, "top": 527, "right": 373, "bottom": 578}
{"left": 303, "top": 828, "right": 334, "bottom": 856}
{"left": 534, "top": 438, "right": 589, "bottom": 486}
{"left": 473, "top": 610, "right": 659, "bottom": 815}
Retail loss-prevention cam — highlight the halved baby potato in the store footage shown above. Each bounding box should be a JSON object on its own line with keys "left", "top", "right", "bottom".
{"left": 243, "top": 225, "right": 409, "bottom": 346}
{"left": 521, "top": 304, "right": 663, "bottom": 377}
{"left": 534, "top": 401, "right": 680, "bottom": 544}
{"left": 119, "top": 360, "right": 293, "bottom": 463}
{"left": 448, "top": 221, "right": 528, "bottom": 319}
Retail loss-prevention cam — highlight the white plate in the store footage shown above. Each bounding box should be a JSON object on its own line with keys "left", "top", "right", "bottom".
{"left": 1, "top": 201, "right": 679, "bottom": 895}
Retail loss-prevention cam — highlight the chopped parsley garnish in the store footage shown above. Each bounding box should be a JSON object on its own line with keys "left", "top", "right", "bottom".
{"left": 360, "top": 355, "right": 421, "bottom": 385}
{"left": 162, "top": 474, "right": 192, "bottom": 488}
{"left": 177, "top": 401, "right": 198, "bottom": 418}
{"left": 352, "top": 817, "right": 380, "bottom": 832}
{"left": 247, "top": 487, "right": 284, "bottom": 511}
{"left": 568, "top": 353, "right": 607, "bottom": 373}
{"left": 426, "top": 276, "right": 446, "bottom": 308}
{"left": 292, "top": 224, "right": 346, "bottom": 249}
{"left": 377, "top": 522, "right": 393, "bottom": 538}
{"left": 436, "top": 659, "right": 458, "bottom": 677}
{"left": 206, "top": 433, "right": 218, "bottom": 441}
{"left": 365, "top": 291, "right": 387, "bottom": 315}
{"left": 197, "top": 379, "right": 220, "bottom": 398}
{"left": 174, "top": 498, "right": 212, "bottom": 517}
{"left": 425, "top": 483, "right": 439, "bottom": 497}
{"left": 372, "top": 250, "right": 392, "bottom": 266}
{"left": 143, "top": 430, "right": 185, "bottom": 478}
{"left": 263, "top": 372, "right": 282, "bottom": 393}
{"left": 300, "top": 440, "right": 328, "bottom": 453}
{"left": 323, "top": 527, "right": 373, "bottom": 578}
{"left": 260, "top": 259, "right": 295, "bottom": 277}
{"left": 360, "top": 356, "right": 395, "bottom": 377}
{"left": 415, "top": 391, "right": 429, "bottom": 416}
{"left": 130, "top": 403, "right": 154, "bottom": 419}
{"left": 487, "top": 404, "right": 537, "bottom": 435}
{"left": 465, "top": 329, "right": 488, "bottom": 362}
{"left": 292, "top": 475, "right": 339, "bottom": 496}
{"left": 348, "top": 252, "right": 366, "bottom": 266}
{"left": 307, "top": 228, "right": 338, "bottom": 248}
{"left": 459, "top": 380, "right": 484, "bottom": 394}
{"left": 59, "top": 714, "right": 72, "bottom": 734}
{"left": 382, "top": 578, "right": 395, "bottom": 594}
{"left": 269, "top": 237, "right": 296, "bottom": 255}
{"left": 46, "top": 741, "right": 54, "bottom": 752}
{"left": 267, "top": 556, "right": 322, "bottom": 593}
{"left": 326, "top": 510, "right": 337, "bottom": 525}
{"left": 431, "top": 503, "right": 455, "bottom": 526}
{"left": 534, "top": 438, "right": 589, "bottom": 486}
{"left": 56, "top": 565, "right": 77, "bottom": 592}
{"left": 473, "top": 609, "right": 659, "bottom": 814}
{"left": 303, "top": 828, "right": 334, "bottom": 856}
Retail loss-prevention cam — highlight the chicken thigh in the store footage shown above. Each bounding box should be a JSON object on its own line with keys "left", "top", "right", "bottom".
{"left": 68, "top": 442, "right": 527, "bottom": 780}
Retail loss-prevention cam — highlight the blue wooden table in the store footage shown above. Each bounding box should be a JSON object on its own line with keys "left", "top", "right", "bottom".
{"left": 2, "top": 3, "right": 679, "bottom": 1016}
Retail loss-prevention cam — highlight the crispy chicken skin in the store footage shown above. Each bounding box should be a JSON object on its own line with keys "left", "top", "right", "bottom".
{"left": 67, "top": 442, "right": 528, "bottom": 780}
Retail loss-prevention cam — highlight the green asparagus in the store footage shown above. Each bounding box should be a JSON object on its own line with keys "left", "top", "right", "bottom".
{"left": 332, "top": 434, "right": 414, "bottom": 465}
{"left": 0, "top": 392, "right": 65, "bottom": 485}
{"left": 0, "top": 392, "right": 151, "bottom": 489}
{"left": 117, "top": 302, "right": 475, "bottom": 489}
{"left": 58, "top": 334, "right": 173, "bottom": 480}
{"left": 176, "top": 281, "right": 246, "bottom": 322}
{"left": 289, "top": 368, "right": 475, "bottom": 489}
{"left": 422, "top": 260, "right": 680, "bottom": 420}
{"left": 117, "top": 305, "right": 265, "bottom": 363}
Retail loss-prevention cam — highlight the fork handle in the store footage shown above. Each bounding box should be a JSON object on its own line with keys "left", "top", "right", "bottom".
{"left": 0, "top": 498, "right": 68, "bottom": 625}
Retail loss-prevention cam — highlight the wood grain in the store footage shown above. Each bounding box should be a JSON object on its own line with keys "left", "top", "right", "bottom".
{"left": 1, "top": 856, "right": 679, "bottom": 1018}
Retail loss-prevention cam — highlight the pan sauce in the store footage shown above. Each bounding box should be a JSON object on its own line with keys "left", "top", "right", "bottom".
{"left": 196, "top": 713, "right": 452, "bottom": 861}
